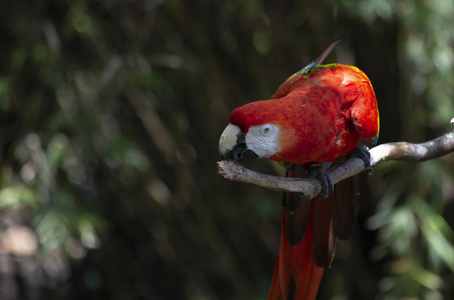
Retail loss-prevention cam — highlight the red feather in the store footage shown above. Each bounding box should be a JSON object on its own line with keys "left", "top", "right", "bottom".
{"left": 268, "top": 209, "right": 324, "bottom": 300}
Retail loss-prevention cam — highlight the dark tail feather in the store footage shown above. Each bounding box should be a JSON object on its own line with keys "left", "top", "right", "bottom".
{"left": 311, "top": 196, "right": 337, "bottom": 268}
{"left": 284, "top": 165, "right": 310, "bottom": 246}
{"left": 331, "top": 175, "right": 359, "bottom": 241}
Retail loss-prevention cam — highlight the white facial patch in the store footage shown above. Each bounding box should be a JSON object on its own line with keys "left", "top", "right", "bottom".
{"left": 245, "top": 124, "right": 280, "bottom": 158}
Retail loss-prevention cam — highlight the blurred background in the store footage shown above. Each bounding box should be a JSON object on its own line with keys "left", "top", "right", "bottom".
{"left": 1, "top": 0, "right": 454, "bottom": 299}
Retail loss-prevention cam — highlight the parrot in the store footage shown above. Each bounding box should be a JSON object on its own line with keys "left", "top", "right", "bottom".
{"left": 218, "top": 41, "right": 379, "bottom": 300}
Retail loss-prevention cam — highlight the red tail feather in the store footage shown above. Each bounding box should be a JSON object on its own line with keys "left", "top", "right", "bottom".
{"left": 268, "top": 209, "right": 324, "bottom": 300}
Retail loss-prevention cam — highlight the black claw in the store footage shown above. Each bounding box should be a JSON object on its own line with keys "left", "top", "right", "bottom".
{"left": 308, "top": 166, "right": 333, "bottom": 199}
{"left": 350, "top": 145, "right": 375, "bottom": 176}
{"left": 363, "top": 166, "right": 374, "bottom": 177}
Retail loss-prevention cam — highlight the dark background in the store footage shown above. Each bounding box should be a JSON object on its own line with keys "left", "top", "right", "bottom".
{"left": 1, "top": 1, "right": 454, "bottom": 299}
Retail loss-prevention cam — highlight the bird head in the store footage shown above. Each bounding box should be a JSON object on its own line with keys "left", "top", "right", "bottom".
{"left": 219, "top": 100, "right": 282, "bottom": 161}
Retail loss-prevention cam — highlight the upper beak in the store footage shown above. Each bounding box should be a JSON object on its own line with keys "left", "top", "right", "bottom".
{"left": 219, "top": 123, "right": 258, "bottom": 161}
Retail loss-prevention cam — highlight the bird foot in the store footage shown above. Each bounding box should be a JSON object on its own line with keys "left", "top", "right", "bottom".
{"left": 350, "top": 145, "right": 375, "bottom": 176}
{"left": 308, "top": 166, "right": 333, "bottom": 199}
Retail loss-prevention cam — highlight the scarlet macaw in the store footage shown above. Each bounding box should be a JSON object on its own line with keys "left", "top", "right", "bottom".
{"left": 219, "top": 41, "right": 379, "bottom": 300}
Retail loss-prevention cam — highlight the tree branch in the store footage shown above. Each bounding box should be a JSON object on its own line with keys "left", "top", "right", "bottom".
{"left": 217, "top": 122, "right": 454, "bottom": 200}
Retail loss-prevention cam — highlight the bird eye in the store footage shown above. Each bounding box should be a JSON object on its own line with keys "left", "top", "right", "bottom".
{"left": 263, "top": 127, "right": 270, "bottom": 134}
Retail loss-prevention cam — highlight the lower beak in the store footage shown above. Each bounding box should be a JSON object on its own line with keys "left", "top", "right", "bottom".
{"left": 219, "top": 123, "right": 258, "bottom": 161}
